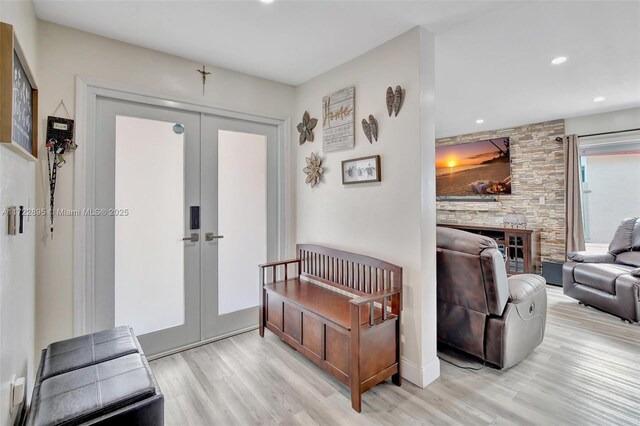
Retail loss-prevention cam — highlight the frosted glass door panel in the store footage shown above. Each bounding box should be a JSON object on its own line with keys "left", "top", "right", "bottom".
{"left": 218, "top": 130, "right": 267, "bottom": 315}
{"left": 114, "top": 116, "right": 185, "bottom": 335}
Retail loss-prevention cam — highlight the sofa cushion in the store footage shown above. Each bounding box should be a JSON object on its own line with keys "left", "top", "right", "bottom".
{"left": 33, "top": 353, "right": 155, "bottom": 426}
{"left": 631, "top": 268, "right": 640, "bottom": 277}
{"left": 633, "top": 220, "right": 640, "bottom": 250}
{"left": 608, "top": 217, "right": 640, "bottom": 254}
{"left": 567, "top": 251, "right": 615, "bottom": 263}
{"left": 615, "top": 251, "right": 640, "bottom": 267}
{"left": 572, "top": 263, "right": 635, "bottom": 294}
{"left": 42, "top": 326, "right": 139, "bottom": 380}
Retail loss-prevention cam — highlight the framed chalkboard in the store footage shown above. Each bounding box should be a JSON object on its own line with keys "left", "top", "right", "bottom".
{"left": 1, "top": 22, "right": 38, "bottom": 160}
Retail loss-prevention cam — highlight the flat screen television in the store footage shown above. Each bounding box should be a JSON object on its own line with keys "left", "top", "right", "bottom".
{"left": 436, "top": 137, "right": 511, "bottom": 197}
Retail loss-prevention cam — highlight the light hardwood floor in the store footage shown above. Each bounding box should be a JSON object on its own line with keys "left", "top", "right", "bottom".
{"left": 150, "top": 286, "right": 640, "bottom": 425}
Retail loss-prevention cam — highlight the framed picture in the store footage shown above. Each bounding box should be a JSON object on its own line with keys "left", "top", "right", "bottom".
{"left": 1, "top": 22, "right": 38, "bottom": 160}
{"left": 322, "top": 86, "right": 355, "bottom": 153}
{"left": 342, "top": 155, "right": 381, "bottom": 185}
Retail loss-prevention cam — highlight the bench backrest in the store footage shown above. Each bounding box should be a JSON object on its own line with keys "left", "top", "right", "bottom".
{"left": 296, "top": 244, "right": 402, "bottom": 296}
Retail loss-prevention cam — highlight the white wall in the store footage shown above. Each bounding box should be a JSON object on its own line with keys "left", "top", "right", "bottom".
{"left": 0, "top": 148, "right": 35, "bottom": 426}
{"left": 565, "top": 107, "right": 640, "bottom": 136}
{"left": 293, "top": 27, "right": 438, "bottom": 387}
{"left": 0, "top": 2, "right": 38, "bottom": 425}
{"left": 35, "top": 21, "right": 294, "bottom": 354}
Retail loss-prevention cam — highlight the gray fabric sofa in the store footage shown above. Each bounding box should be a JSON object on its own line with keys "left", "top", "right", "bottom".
{"left": 436, "top": 227, "right": 548, "bottom": 369}
{"left": 563, "top": 217, "right": 640, "bottom": 322}
{"left": 26, "top": 326, "right": 163, "bottom": 426}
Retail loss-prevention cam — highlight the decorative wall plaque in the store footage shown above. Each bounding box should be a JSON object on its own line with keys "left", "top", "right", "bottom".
{"left": 12, "top": 52, "right": 34, "bottom": 153}
{"left": 303, "top": 152, "right": 324, "bottom": 188}
{"left": 0, "top": 22, "right": 38, "bottom": 159}
{"left": 386, "top": 85, "right": 403, "bottom": 117}
{"left": 322, "top": 86, "right": 355, "bottom": 152}
{"left": 297, "top": 111, "right": 317, "bottom": 145}
{"left": 361, "top": 115, "right": 378, "bottom": 143}
{"left": 342, "top": 155, "right": 381, "bottom": 185}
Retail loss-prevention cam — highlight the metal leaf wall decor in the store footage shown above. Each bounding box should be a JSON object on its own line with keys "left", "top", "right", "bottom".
{"left": 386, "top": 85, "right": 404, "bottom": 117}
{"left": 303, "top": 152, "right": 324, "bottom": 188}
{"left": 297, "top": 111, "right": 318, "bottom": 145}
{"left": 361, "top": 115, "right": 378, "bottom": 143}
{"left": 386, "top": 87, "right": 394, "bottom": 116}
{"left": 369, "top": 115, "right": 378, "bottom": 141}
{"left": 361, "top": 119, "right": 371, "bottom": 143}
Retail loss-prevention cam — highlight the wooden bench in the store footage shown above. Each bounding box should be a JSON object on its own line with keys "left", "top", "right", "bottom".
{"left": 259, "top": 244, "right": 403, "bottom": 412}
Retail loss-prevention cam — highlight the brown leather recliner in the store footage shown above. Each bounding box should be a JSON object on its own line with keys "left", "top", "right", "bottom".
{"left": 563, "top": 217, "right": 640, "bottom": 322}
{"left": 436, "top": 227, "right": 548, "bottom": 369}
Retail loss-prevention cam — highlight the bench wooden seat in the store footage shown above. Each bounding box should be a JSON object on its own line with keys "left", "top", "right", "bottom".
{"left": 259, "top": 244, "right": 403, "bottom": 412}
{"left": 264, "top": 279, "right": 392, "bottom": 330}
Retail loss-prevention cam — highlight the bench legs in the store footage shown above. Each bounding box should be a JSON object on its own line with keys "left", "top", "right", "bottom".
{"left": 392, "top": 319, "right": 401, "bottom": 386}
{"left": 392, "top": 372, "right": 402, "bottom": 386}
{"left": 350, "top": 304, "right": 362, "bottom": 412}
{"left": 259, "top": 286, "right": 265, "bottom": 337}
{"left": 351, "top": 388, "right": 362, "bottom": 412}
{"left": 259, "top": 306, "right": 265, "bottom": 337}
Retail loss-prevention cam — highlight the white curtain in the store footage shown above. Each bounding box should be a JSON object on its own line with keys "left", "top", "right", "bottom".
{"left": 564, "top": 134, "right": 586, "bottom": 253}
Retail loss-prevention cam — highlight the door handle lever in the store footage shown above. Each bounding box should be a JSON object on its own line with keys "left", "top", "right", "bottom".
{"left": 205, "top": 233, "right": 224, "bottom": 241}
{"left": 182, "top": 233, "right": 199, "bottom": 242}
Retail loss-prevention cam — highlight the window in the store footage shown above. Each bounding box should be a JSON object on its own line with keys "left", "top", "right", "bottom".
{"left": 579, "top": 133, "right": 640, "bottom": 251}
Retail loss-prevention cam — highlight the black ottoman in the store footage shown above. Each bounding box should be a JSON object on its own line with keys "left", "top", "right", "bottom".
{"left": 26, "top": 327, "right": 163, "bottom": 426}
{"left": 41, "top": 326, "right": 140, "bottom": 380}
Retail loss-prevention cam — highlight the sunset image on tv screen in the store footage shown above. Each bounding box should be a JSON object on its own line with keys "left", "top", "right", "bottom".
{"left": 436, "top": 137, "right": 511, "bottom": 196}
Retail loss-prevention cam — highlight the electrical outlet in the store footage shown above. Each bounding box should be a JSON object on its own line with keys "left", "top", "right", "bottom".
{"left": 9, "top": 375, "right": 25, "bottom": 414}
{"left": 8, "top": 375, "right": 14, "bottom": 413}
{"left": 539, "top": 196, "right": 545, "bottom": 205}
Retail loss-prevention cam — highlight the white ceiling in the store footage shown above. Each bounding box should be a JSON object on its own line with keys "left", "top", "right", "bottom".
{"left": 436, "top": 1, "right": 640, "bottom": 137}
{"left": 33, "top": 1, "right": 640, "bottom": 137}
{"left": 33, "top": 0, "right": 502, "bottom": 85}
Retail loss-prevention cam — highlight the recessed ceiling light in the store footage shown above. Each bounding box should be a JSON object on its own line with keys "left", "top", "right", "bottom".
{"left": 593, "top": 96, "right": 605, "bottom": 102}
{"left": 551, "top": 56, "right": 567, "bottom": 65}
{"left": 476, "top": 119, "right": 484, "bottom": 124}
{"left": 260, "top": 0, "right": 274, "bottom": 3}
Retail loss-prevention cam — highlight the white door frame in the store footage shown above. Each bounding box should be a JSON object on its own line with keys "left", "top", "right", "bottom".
{"left": 73, "top": 75, "right": 292, "bottom": 337}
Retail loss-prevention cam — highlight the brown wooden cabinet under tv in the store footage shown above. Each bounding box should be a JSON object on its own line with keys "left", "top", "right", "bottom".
{"left": 437, "top": 223, "right": 539, "bottom": 274}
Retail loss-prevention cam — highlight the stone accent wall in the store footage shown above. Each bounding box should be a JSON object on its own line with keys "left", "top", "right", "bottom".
{"left": 437, "top": 119, "right": 566, "bottom": 266}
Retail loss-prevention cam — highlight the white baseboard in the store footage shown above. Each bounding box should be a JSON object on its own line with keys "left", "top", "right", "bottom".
{"left": 401, "top": 356, "right": 440, "bottom": 388}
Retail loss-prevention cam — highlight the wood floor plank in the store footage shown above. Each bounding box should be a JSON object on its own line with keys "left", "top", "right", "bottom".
{"left": 151, "top": 286, "right": 640, "bottom": 425}
{"left": 283, "top": 411, "right": 320, "bottom": 426}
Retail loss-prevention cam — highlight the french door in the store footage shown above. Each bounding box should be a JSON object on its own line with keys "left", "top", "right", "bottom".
{"left": 200, "top": 115, "right": 278, "bottom": 340}
{"left": 93, "top": 97, "right": 278, "bottom": 356}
